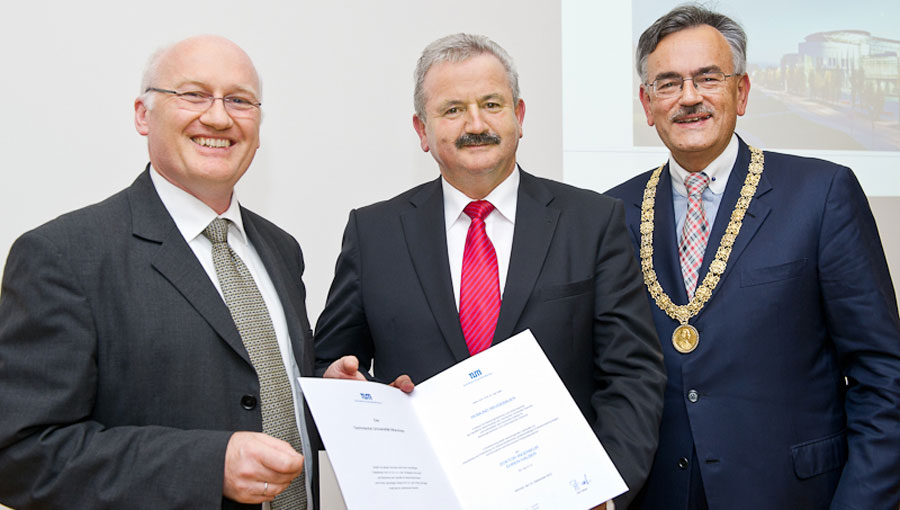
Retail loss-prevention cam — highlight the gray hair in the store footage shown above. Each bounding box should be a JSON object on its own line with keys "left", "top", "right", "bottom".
{"left": 138, "top": 46, "right": 167, "bottom": 110}
{"left": 414, "top": 33, "right": 519, "bottom": 120}
{"left": 636, "top": 3, "right": 747, "bottom": 84}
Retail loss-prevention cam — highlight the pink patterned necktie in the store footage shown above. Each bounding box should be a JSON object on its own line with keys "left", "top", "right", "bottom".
{"left": 680, "top": 172, "right": 711, "bottom": 299}
{"left": 459, "top": 200, "right": 501, "bottom": 355}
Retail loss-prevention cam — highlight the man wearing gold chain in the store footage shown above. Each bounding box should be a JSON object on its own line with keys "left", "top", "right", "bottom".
{"left": 606, "top": 5, "right": 900, "bottom": 509}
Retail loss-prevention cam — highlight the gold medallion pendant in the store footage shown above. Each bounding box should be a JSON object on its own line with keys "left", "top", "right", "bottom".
{"left": 672, "top": 324, "right": 699, "bottom": 353}
{"left": 639, "top": 147, "right": 765, "bottom": 355}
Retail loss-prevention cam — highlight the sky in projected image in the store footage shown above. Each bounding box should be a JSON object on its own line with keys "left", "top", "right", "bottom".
{"left": 633, "top": 0, "right": 900, "bottom": 151}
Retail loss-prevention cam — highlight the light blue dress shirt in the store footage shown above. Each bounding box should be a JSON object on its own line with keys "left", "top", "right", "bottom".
{"left": 670, "top": 135, "right": 740, "bottom": 244}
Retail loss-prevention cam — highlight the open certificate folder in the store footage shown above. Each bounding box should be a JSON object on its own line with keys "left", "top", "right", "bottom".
{"left": 299, "top": 330, "right": 627, "bottom": 510}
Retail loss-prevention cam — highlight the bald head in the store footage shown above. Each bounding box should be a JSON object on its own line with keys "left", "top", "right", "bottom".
{"left": 140, "top": 35, "right": 261, "bottom": 108}
{"left": 133, "top": 35, "right": 263, "bottom": 214}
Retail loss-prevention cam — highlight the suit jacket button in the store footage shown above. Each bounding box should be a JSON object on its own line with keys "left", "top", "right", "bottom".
{"left": 241, "top": 395, "right": 258, "bottom": 410}
{"left": 687, "top": 389, "right": 699, "bottom": 403}
{"left": 677, "top": 457, "right": 689, "bottom": 469}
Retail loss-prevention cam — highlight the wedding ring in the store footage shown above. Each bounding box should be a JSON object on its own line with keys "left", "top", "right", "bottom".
{"left": 263, "top": 481, "right": 268, "bottom": 496}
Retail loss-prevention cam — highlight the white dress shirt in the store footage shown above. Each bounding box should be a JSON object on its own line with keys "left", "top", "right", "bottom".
{"left": 149, "top": 168, "right": 312, "bottom": 505}
{"left": 442, "top": 166, "right": 617, "bottom": 510}
{"left": 443, "top": 167, "right": 519, "bottom": 308}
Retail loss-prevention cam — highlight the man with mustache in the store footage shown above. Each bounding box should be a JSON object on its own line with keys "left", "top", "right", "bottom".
{"left": 606, "top": 5, "right": 900, "bottom": 509}
{"left": 314, "top": 33, "right": 666, "bottom": 508}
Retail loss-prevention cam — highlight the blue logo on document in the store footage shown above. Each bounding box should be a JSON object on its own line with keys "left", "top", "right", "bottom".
{"left": 353, "top": 392, "right": 380, "bottom": 404}
{"left": 468, "top": 369, "right": 482, "bottom": 380}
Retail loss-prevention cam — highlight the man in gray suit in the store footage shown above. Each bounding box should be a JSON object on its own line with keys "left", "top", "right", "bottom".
{"left": 0, "top": 36, "right": 315, "bottom": 509}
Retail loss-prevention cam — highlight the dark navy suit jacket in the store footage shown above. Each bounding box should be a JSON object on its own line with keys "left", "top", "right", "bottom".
{"left": 606, "top": 138, "right": 900, "bottom": 509}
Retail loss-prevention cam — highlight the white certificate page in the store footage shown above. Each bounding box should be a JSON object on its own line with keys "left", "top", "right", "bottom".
{"left": 298, "top": 377, "right": 461, "bottom": 510}
{"left": 300, "top": 330, "right": 626, "bottom": 510}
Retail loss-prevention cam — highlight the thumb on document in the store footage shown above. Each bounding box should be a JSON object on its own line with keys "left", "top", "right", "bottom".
{"left": 323, "top": 356, "right": 367, "bottom": 381}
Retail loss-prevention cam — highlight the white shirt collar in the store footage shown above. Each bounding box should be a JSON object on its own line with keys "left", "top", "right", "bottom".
{"left": 669, "top": 133, "right": 738, "bottom": 197}
{"left": 442, "top": 165, "right": 519, "bottom": 231}
{"left": 149, "top": 166, "right": 247, "bottom": 245}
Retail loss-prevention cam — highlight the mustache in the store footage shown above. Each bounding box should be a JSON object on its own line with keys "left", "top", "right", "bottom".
{"left": 455, "top": 132, "right": 501, "bottom": 148}
{"left": 670, "top": 104, "right": 713, "bottom": 122}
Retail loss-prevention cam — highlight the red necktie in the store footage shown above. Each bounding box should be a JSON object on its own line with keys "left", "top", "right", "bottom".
{"left": 680, "top": 172, "right": 711, "bottom": 299}
{"left": 459, "top": 200, "right": 501, "bottom": 355}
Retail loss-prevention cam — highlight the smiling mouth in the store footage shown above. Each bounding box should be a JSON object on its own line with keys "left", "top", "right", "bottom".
{"left": 192, "top": 137, "right": 232, "bottom": 148}
{"left": 674, "top": 114, "right": 712, "bottom": 124}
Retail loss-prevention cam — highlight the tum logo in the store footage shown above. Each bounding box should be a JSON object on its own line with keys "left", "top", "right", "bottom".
{"left": 468, "top": 369, "right": 482, "bottom": 379}
{"left": 360, "top": 393, "right": 373, "bottom": 400}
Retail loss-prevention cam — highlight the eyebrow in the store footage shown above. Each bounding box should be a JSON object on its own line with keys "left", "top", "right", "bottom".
{"left": 651, "top": 65, "right": 725, "bottom": 82}
{"left": 650, "top": 71, "right": 682, "bottom": 82}
{"left": 173, "top": 80, "right": 259, "bottom": 98}
{"left": 436, "top": 93, "right": 506, "bottom": 108}
{"left": 479, "top": 93, "right": 506, "bottom": 102}
{"left": 695, "top": 65, "right": 724, "bottom": 75}
{"left": 435, "top": 99, "right": 464, "bottom": 111}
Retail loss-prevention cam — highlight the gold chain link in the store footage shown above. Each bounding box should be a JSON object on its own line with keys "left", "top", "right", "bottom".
{"left": 640, "top": 146, "right": 765, "bottom": 325}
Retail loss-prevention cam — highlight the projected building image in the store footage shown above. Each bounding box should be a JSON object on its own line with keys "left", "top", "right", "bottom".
{"left": 632, "top": 6, "right": 900, "bottom": 152}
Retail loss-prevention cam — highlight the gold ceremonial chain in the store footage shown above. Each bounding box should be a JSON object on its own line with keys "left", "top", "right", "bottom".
{"left": 640, "top": 146, "right": 764, "bottom": 353}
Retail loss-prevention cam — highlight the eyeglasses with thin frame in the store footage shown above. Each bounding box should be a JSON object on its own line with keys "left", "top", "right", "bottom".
{"left": 145, "top": 87, "right": 261, "bottom": 115}
{"left": 645, "top": 72, "right": 738, "bottom": 98}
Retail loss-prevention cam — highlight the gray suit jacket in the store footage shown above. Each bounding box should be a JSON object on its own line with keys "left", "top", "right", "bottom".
{"left": 315, "top": 169, "right": 666, "bottom": 507}
{"left": 0, "top": 168, "right": 318, "bottom": 509}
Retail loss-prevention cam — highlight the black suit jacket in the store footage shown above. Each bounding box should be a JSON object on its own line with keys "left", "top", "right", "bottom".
{"left": 315, "top": 168, "right": 666, "bottom": 507}
{"left": 0, "top": 169, "right": 318, "bottom": 509}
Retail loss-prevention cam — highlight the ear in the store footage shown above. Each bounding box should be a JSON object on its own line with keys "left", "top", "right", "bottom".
{"left": 736, "top": 73, "right": 751, "bottom": 116}
{"left": 514, "top": 98, "right": 525, "bottom": 138}
{"left": 134, "top": 97, "right": 150, "bottom": 136}
{"left": 639, "top": 85, "right": 655, "bottom": 127}
{"left": 412, "top": 114, "right": 429, "bottom": 152}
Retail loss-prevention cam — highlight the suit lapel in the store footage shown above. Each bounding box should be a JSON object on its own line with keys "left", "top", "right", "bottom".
{"left": 128, "top": 168, "right": 251, "bottom": 366}
{"left": 494, "top": 171, "right": 559, "bottom": 343}
{"left": 243, "top": 214, "right": 312, "bottom": 373}
{"left": 693, "top": 139, "right": 772, "bottom": 320}
{"left": 400, "top": 179, "right": 471, "bottom": 362}
{"left": 652, "top": 167, "right": 690, "bottom": 305}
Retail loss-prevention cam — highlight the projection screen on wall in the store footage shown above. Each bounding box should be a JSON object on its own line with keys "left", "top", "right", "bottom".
{"left": 562, "top": 0, "right": 900, "bottom": 195}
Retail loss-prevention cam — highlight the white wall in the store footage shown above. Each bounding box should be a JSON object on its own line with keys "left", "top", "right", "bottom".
{"left": 0, "top": 0, "right": 562, "bottom": 324}
{"left": 0, "top": 3, "right": 898, "bottom": 509}
{"left": 1, "top": 0, "right": 897, "bottom": 329}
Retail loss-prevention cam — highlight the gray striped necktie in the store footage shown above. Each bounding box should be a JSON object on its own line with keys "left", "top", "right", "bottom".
{"left": 203, "top": 218, "right": 307, "bottom": 509}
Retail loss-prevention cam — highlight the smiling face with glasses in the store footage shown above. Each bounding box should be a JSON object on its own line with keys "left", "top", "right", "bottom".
{"left": 646, "top": 71, "right": 737, "bottom": 99}
{"left": 134, "top": 36, "right": 262, "bottom": 213}
{"left": 639, "top": 25, "right": 750, "bottom": 173}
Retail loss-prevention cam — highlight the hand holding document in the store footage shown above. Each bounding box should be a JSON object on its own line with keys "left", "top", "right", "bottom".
{"left": 299, "top": 330, "right": 627, "bottom": 510}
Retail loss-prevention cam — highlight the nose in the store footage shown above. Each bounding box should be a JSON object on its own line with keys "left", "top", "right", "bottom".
{"left": 200, "top": 97, "right": 235, "bottom": 130}
{"left": 465, "top": 105, "right": 487, "bottom": 133}
{"left": 678, "top": 78, "right": 703, "bottom": 104}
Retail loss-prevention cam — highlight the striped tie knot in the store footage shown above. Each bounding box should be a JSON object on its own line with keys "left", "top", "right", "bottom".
{"left": 203, "top": 217, "right": 230, "bottom": 244}
{"left": 464, "top": 200, "right": 495, "bottom": 222}
{"left": 685, "top": 172, "right": 710, "bottom": 198}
